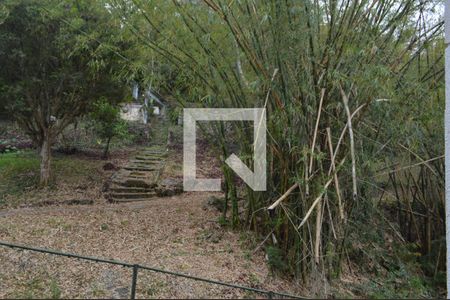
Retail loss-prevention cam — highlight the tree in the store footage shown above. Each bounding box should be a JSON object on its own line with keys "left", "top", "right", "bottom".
{"left": 0, "top": 0, "right": 127, "bottom": 185}
{"left": 90, "top": 98, "right": 127, "bottom": 159}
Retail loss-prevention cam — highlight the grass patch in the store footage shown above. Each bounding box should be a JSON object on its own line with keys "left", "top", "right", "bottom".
{"left": 0, "top": 150, "right": 104, "bottom": 207}
{"left": 0, "top": 151, "right": 40, "bottom": 203}
{"left": 10, "top": 275, "right": 62, "bottom": 299}
{"left": 52, "top": 153, "right": 103, "bottom": 184}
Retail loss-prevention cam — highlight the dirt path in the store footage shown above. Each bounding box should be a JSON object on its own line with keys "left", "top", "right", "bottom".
{"left": 0, "top": 192, "right": 303, "bottom": 298}
{"left": 0, "top": 200, "right": 155, "bottom": 218}
{"left": 0, "top": 119, "right": 304, "bottom": 298}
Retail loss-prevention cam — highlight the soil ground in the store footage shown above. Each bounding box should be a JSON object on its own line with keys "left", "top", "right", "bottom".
{"left": 0, "top": 123, "right": 305, "bottom": 298}
{"left": 0, "top": 192, "right": 304, "bottom": 298}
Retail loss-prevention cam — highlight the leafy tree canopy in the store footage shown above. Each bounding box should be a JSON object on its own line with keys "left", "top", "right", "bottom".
{"left": 0, "top": 0, "right": 130, "bottom": 184}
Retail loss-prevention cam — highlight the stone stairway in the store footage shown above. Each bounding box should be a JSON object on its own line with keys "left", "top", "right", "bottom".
{"left": 107, "top": 117, "right": 174, "bottom": 202}
{"left": 108, "top": 145, "right": 168, "bottom": 202}
{"left": 106, "top": 116, "right": 183, "bottom": 202}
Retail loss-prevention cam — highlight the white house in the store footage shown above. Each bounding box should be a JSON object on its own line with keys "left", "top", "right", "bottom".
{"left": 120, "top": 83, "right": 166, "bottom": 124}
{"left": 120, "top": 103, "right": 145, "bottom": 122}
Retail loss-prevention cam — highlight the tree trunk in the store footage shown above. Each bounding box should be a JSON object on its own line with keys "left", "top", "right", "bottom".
{"left": 39, "top": 132, "right": 51, "bottom": 186}
{"left": 102, "top": 136, "right": 112, "bottom": 160}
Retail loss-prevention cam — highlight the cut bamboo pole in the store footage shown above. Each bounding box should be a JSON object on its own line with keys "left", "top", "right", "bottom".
{"left": 309, "top": 88, "right": 325, "bottom": 172}
{"left": 340, "top": 85, "right": 357, "bottom": 201}
{"left": 332, "top": 103, "right": 366, "bottom": 163}
{"left": 326, "top": 127, "right": 345, "bottom": 220}
{"left": 314, "top": 194, "right": 323, "bottom": 264}
{"left": 267, "top": 183, "right": 299, "bottom": 211}
{"left": 310, "top": 89, "right": 326, "bottom": 264}
{"left": 298, "top": 178, "right": 334, "bottom": 229}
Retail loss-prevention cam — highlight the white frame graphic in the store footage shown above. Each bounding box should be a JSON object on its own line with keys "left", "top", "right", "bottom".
{"left": 183, "top": 108, "right": 266, "bottom": 192}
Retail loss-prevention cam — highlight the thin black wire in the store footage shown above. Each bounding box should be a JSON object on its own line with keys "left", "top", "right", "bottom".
{"left": 0, "top": 241, "right": 305, "bottom": 299}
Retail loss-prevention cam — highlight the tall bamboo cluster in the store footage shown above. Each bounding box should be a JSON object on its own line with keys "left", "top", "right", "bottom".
{"left": 111, "top": 0, "right": 444, "bottom": 281}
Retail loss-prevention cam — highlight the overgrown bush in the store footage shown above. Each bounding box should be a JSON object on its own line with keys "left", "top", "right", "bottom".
{"left": 266, "top": 246, "right": 288, "bottom": 274}
{"left": 0, "top": 122, "right": 33, "bottom": 153}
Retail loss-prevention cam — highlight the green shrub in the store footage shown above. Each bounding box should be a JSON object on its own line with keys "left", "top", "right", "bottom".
{"left": 266, "top": 246, "right": 288, "bottom": 273}
{"left": 0, "top": 140, "right": 17, "bottom": 153}
{"left": 167, "top": 106, "right": 182, "bottom": 125}
{"left": 89, "top": 98, "right": 128, "bottom": 159}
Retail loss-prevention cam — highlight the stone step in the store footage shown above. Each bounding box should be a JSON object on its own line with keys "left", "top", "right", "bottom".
{"left": 129, "top": 160, "right": 163, "bottom": 166}
{"left": 110, "top": 192, "right": 157, "bottom": 199}
{"left": 112, "top": 178, "right": 157, "bottom": 188}
{"left": 134, "top": 156, "right": 163, "bottom": 162}
{"left": 109, "top": 186, "right": 153, "bottom": 193}
{"left": 139, "top": 153, "right": 167, "bottom": 158}
{"left": 124, "top": 166, "right": 162, "bottom": 172}
{"left": 129, "top": 171, "right": 147, "bottom": 176}
{"left": 127, "top": 175, "right": 152, "bottom": 180}
{"left": 143, "top": 148, "right": 166, "bottom": 152}
{"left": 109, "top": 197, "right": 157, "bottom": 203}
{"left": 130, "top": 164, "right": 161, "bottom": 168}
{"left": 126, "top": 163, "right": 162, "bottom": 169}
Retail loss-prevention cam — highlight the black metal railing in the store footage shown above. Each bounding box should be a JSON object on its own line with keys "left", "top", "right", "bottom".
{"left": 0, "top": 241, "right": 303, "bottom": 299}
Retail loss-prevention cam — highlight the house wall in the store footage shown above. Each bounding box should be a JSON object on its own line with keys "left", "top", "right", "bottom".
{"left": 120, "top": 103, "right": 161, "bottom": 123}
{"left": 120, "top": 104, "right": 143, "bottom": 122}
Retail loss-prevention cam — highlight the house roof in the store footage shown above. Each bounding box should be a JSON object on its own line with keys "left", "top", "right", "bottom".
{"left": 145, "top": 89, "right": 166, "bottom": 107}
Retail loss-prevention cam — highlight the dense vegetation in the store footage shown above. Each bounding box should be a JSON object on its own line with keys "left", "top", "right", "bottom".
{"left": 0, "top": 0, "right": 445, "bottom": 297}
{"left": 108, "top": 0, "right": 444, "bottom": 293}
{"left": 0, "top": 0, "right": 129, "bottom": 185}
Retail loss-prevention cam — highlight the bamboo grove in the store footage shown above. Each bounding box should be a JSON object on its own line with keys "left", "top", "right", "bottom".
{"left": 109, "top": 0, "right": 444, "bottom": 282}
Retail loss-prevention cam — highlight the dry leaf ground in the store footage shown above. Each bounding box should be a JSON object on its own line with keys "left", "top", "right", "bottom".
{"left": 0, "top": 192, "right": 304, "bottom": 298}
{"left": 0, "top": 140, "right": 305, "bottom": 300}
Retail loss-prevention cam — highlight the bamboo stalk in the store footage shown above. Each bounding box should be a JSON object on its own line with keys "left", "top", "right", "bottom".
{"left": 326, "top": 127, "right": 344, "bottom": 221}
{"left": 309, "top": 88, "right": 326, "bottom": 172}
{"left": 399, "top": 143, "right": 438, "bottom": 176}
{"left": 374, "top": 155, "right": 444, "bottom": 177}
{"left": 267, "top": 183, "right": 299, "bottom": 211}
{"left": 340, "top": 85, "right": 357, "bottom": 201}
{"left": 325, "top": 195, "right": 337, "bottom": 239}
{"left": 332, "top": 103, "right": 366, "bottom": 163}
{"left": 314, "top": 196, "right": 322, "bottom": 265}
{"left": 298, "top": 178, "right": 334, "bottom": 229}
